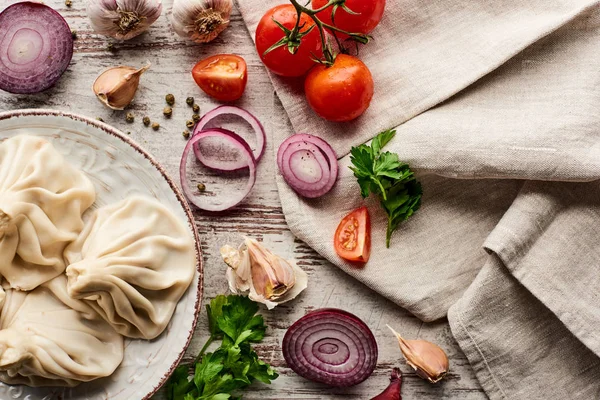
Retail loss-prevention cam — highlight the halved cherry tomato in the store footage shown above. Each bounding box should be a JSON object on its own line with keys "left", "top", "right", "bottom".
{"left": 305, "top": 54, "right": 374, "bottom": 122}
{"left": 334, "top": 206, "right": 371, "bottom": 263}
{"left": 312, "top": 0, "right": 386, "bottom": 37}
{"left": 192, "top": 54, "right": 247, "bottom": 102}
{"left": 255, "top": 4, "right": 323, "bottom": 77}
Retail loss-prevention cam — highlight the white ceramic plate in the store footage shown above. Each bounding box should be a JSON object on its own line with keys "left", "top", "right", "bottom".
{"left": 0, "top": 109, "right": 203, "bottom": 400}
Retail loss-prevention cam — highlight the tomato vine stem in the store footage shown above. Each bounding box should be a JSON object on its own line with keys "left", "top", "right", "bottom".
{"left": 266, "top": 0, "right": 370, "bottom": 66}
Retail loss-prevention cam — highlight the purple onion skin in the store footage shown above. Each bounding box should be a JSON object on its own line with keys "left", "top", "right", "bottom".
{"left": 282, "top": 308, "right": 378, "bottom": 387}
{"left": 0, "top": 2, "right": 73, "bottom": 94}
{"left": 371, "top": 368, "right": 402, "bottom": 400}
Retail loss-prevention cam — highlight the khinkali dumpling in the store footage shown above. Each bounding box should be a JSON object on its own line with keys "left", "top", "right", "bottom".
{"left": 0, "top": 135, "right": 96, "bottom": 290}
{"left": 65, "top": 196, "right": 196, "bottom": 340}
{"left": 0, "top": 275, "right": 124, "bottom": 387}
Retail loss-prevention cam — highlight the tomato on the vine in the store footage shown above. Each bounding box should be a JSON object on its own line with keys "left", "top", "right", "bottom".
{"left": 334, "top": 206, "right": 371, "bottom": 263}
{"left": 312, "top": 0, "right": 386, "bottom": 36}
{"left": 305, "top": 54, "right": 374, "bottom": 122}
{"left": 192, "top": 54, "right": 247, "bottom": 102}
{"left": 255, "top": 4, "right": 323, "bottom": 77}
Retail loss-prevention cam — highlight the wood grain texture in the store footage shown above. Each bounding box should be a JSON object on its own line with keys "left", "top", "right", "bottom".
{"left": 0, "top": 0, "right": 486, "bottom": 398}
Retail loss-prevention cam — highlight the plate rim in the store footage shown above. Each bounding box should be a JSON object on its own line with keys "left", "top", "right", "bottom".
{"left": 0, "top": 108, "right": 204, "bottom": 399}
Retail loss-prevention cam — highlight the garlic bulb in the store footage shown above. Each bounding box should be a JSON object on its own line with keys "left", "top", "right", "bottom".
{"left": 171, "top": 0, "right": 232, "bottom": 43}
{"left": 88, "top": 0, "right": 162, "bottom": 40}
{"left": 221, "top": 237, "right": 308, "bottom": 309}
{"left": 93, "top": 64, "right": 149, "bottom": 110}
{"left": 388, "top": 325, "right": 449, "bottom": 383}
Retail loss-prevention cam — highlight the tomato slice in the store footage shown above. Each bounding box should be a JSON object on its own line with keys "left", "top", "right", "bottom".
{"left": 191, "top": 54, "right": 247, "bottom": 102}
{"left": 334, "top": 207, "right": 371, "bottom": 263}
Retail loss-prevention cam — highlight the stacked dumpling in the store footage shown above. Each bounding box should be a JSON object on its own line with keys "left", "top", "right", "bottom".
{"left": 0, "top": 135, "right": 197, "bottom": 388}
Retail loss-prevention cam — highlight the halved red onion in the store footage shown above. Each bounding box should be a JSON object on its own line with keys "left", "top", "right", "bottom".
{"left": 180, "top": 129, "right": 256, "bottom": 212}
{"left": 0, "top": 2, "right": 73, "bottom": 94}
{"left": 277, "top": 134, "right": 338, "bottom": 198}
{"left": 282, "top": 308, "right": 378, "bottom": 387}
{"left": 192, "top": 105, "right": 266, "bottom": 171}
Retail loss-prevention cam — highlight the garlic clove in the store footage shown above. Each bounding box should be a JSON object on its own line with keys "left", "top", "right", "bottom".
{"left": 387, "top": 325, "right": 449, "bottom": 383}
{"left": 246, "top": 237, "right": 296, "bottom": 300}
{"left": 171, "top": 0, "right": 232, "bottom": 43}
{"left": 93, "top": 64, "right": 149, "bottom": 110}
{"left": 87, "top": 0, "right": 163, "bottom": 40}
{"left": 221, "top": 237, "right": 308, "bottom": 309}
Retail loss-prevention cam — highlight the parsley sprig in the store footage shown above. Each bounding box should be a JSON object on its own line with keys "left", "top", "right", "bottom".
{"left": 167, "top": 295, "right": 278, "bottom": 400}
{"left": 350, "top": 129, "right": 423, "bottom": 248}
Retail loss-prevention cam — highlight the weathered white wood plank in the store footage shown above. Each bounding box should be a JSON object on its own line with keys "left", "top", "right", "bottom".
{"left": 0, "top": 0, "right": 486, "bottom": 398}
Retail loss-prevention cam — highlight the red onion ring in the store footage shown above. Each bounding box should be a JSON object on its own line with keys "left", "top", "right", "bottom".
{"left": 180, "top": 129, "right": 256, "bottom": 212}
{"left": 282, "top": 308, "right": 378, "bottom": 387}
{"left": 277, "top": 134, "right": 338, "bottom": 198}
{"left": 192, "top": 105, "right": 266, "bottom": 172}
{"left": 0, "top": 2, "right": 73, "bottom": 94}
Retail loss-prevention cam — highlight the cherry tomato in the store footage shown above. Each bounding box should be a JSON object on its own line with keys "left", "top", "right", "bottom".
{"left": 305, "top": 54, "right": 374, "bottom": 122}
{"left": 192, "top": 54, "right": 247, "bottom": 102}
{"left": 334, "top": 207, "right": 371, "bottom": 263}
{"left": 312, "top": 0, "right": 386, "bottom": 36}
{"left": 255, "top": 4, "right": 323, "bottom": 77}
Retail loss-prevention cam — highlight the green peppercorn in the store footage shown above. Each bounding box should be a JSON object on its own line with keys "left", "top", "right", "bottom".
{"left": 125, "top": 112, "right": 134, "bottom": 123}
{"left": 107, "top": 43, "right": 115, "bottom": 52}
{"left": 96, "top": 117, "right": 104, "bottom": 122}
{"left": 192, "top": 103, "right": 200, "bottom": 113}
{"left": 71, "top": 30, "right": 77, "bottom": 40}
{"left": 183, "top": 131, "right": 190, "bottom": 139}
{"left": 192, "top": 114, "right": 200, "bottom": 123}
{"left": 197, "top": 183, "right": 206, "bottom": 191}
{"left": 165, "top": 94, "right": 175, "bottom": 106}
{"left": 186, "top": 97, "right": 194, "bottom": 106}
{"left": 163, "top": 107, "right": 173, "bottom": 118}
{"left": 186, "top": 120, "right": 195, "bottom": 129}
{"left": 126, "top": 131, "right": 131, "bottom": 135}
{"left": 143, "top": 116, "right": 150, "bottom": 126}
{"left": 152, "top": 122, "right": 160, "bottom": 131}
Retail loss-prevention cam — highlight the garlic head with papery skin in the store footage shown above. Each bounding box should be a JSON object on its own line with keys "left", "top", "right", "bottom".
{"left": 221, "top": 237, "right": 308, "bottom": 309}
{"left": 171, "top": 0, "right": 232, "bottom": 43}
{"left": 93, "top": 64, "right": 149, "bottom": 110}
{"left": 387, "top": 325, "right": 449, "bottom": 383}
{"left": 88, "top": 0, "right": 162, "bottom": 40}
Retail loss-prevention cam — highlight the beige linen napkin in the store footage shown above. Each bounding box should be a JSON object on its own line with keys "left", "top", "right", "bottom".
{"left": 236, "top": 0, "right": 600, "bottom": 398}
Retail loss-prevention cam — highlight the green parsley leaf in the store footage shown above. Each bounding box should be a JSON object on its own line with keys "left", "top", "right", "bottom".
{"left": 350, "top": 130, "right": 423, "bottom": 247}
{"left": 167, "top": 295, "right": 277, "bottom": 400}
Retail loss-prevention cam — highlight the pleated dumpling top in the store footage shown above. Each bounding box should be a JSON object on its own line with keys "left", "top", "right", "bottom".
{"left": 0, "top": 275, "right": 124, "bottom": 387}
{"left": 0, "top": 135, "right": 96, "bottom": 291}
{"left": 64, "top": 196, "right": 196, "bottom": 340}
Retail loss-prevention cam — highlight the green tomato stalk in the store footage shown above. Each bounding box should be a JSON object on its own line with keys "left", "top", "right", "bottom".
{"left": 264, "top": 0, "right": 370, "bottom": 66}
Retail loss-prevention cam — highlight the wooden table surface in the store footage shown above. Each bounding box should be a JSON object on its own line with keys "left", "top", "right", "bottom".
{"left": 0, "top": 0, "right": 487, "bottom": 398}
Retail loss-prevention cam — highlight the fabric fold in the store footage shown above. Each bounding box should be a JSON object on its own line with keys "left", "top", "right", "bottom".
{"left": 448, "top": 254, "right": 600, "bottom": 400}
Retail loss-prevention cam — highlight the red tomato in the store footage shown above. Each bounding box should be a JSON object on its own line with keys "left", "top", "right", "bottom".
{"left": 304, "top": 54, "right": 374, "bottom": 122}
{"left": 255, "top": 4, "right": 323, "bottom": 77}
{"left": 192, "top": 54, "right": 247, "bottom": 102}
{"left": 312, "top": 0, "right": 386, "bottom": 36}
{"left": 335, "top": 207, "right": 371, "bottom": 263}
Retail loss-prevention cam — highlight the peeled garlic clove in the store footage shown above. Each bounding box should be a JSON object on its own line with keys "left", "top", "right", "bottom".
{"left": 87, "top": 0, "right": 163, "bottom": 40}
{"left": 93, "top": 64, "right": 149, "bottom": 110}
{"left": 171, "top": 0, "right": 232, "bottom": 43}
{"left": 387, "top": 325, "right": 449, "bottom": 383}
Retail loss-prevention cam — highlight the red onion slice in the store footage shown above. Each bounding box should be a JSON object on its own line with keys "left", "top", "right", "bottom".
{"left": 192, "top": 105, "right": 266, "bottom": 171}
{"left": 0, "top": 2, "right": 73, "bottom": 94}
{"left": 282, "top": 308, "right": 378, "bottom": 387}
{"left": 180, "top": 129, "right": 256, "bottom": 212}
{"left": 281, "top": 141, "right": 331, "bottom": 192}
{"left": 277, "top": 134, "right": 339, "bottom": 198}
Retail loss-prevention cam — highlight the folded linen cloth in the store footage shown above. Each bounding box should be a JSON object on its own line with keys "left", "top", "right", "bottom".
{"left": 236, "top": 0, "right": 600, "bottom": 398}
